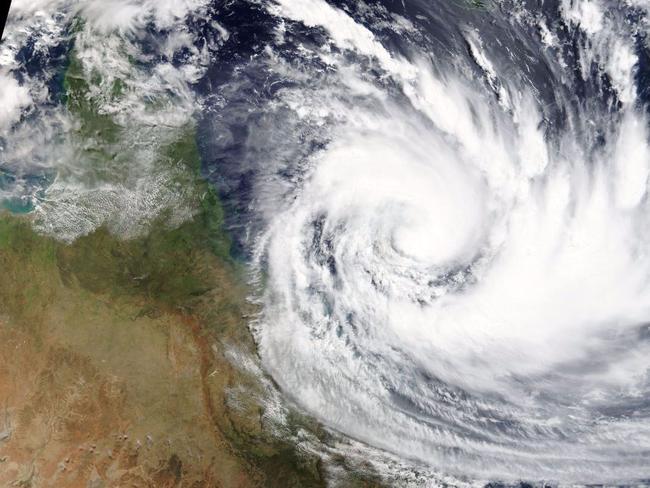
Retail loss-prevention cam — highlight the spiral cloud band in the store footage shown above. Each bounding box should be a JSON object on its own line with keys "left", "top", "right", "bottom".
{"left": 4, "top": 0, "right": 650, "bottom": 483}
{"left": 243, "top": 0, "right": 650, "bottom": 482}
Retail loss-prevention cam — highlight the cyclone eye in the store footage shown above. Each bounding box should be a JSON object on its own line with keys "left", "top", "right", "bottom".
{"left": 5, "top": 0, "right": 650, "bottom": 484}
{"left": 254, "top": 0, "right": 650, "bottom": 483}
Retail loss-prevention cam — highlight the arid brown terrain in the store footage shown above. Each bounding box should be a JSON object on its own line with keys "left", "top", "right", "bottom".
{"left": 0, "top": 213, "right": 366, "bottom": 487}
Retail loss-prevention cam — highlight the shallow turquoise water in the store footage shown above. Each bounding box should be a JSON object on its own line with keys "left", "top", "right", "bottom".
{"left": 1, "top": 198, "right": 34, "bottom": 214}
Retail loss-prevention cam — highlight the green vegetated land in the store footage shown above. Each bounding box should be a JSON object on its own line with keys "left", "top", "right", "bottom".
{"left": 0, "top": 24, "right": 385, "bottom": 488}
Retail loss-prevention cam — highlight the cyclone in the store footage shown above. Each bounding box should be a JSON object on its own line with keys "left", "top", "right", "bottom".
{"left": 4, "top": 0, "right": 650, "bottom": 484}
{"left": 228, "top": 0, "right": 650, "bottom": 483}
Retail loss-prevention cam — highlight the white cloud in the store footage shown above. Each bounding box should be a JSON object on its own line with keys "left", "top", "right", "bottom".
{"left": 0, "top": 73, "right": 32, "bottom": 131}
